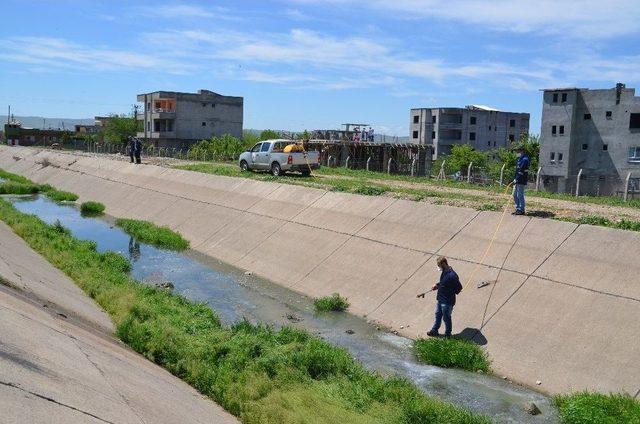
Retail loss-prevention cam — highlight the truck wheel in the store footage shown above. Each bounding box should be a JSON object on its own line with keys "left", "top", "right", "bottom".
{"left": 271, "top": 162, "right": 281, "bottom": 176}
{"left": 240, "top": 160, "right": 249, "bottom": 172}
{"left": 301, "top": 169, "right": 311, "bottom": 177}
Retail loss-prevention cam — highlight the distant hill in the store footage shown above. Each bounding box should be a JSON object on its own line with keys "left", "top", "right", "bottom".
{"left": 1, "top": 115, "right": 94, "bottom": 130}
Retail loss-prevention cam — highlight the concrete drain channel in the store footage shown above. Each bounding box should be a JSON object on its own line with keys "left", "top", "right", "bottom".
{"left": 6, "top": 194, "right": 558, "bottom": 423}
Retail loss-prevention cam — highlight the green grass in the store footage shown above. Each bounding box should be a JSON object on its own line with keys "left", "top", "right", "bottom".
{"left": 45, "top": 189, "right": 79, "bottom": 202}
{"left": 557, "top": 215, "right": 640, "bottom": 232}
{"left": 314, "top": 293, "right": 350, "bottom": 312}
{"left": 0, "top": 168, "right": 33, "bottom": 185}
{"left": 0, "top": 181, "right": 41, "bottom": 195}
{"left": 80, "top": 201, "right": 105, "bottom": 216}
{"left": 555, "top": 392, "right": 640, "bottom": 424}
{"left": 0, "top": 198, "right": 489, "bottom": 424}
{"left": 413, "top": 338, "right": 491, "bottom": 373}
{"left": 115, "top": 218, "right": 190, "bottom": 250}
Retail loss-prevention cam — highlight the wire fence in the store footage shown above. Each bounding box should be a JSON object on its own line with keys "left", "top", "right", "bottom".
{"left": 72, "top": 141, "right": 640, "bottom": 201}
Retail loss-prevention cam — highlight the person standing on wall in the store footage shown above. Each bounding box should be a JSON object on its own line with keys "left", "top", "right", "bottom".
{"left": 417, "top": 256, "right": 462, "bottom": 338}
{"left": 512, "top": 145, "right": 529, "bottom": 215}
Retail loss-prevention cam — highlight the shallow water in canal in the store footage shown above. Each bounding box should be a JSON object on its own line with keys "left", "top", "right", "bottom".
{"left": 7, "top": 195, "right": 557, "bottom": 423}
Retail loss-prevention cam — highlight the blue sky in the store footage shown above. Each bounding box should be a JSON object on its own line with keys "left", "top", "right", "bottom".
{"left": 1, "top": 0, "right": 639, "bottom": 135}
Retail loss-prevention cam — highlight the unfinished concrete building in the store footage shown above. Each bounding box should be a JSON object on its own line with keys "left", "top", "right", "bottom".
{"left": 137, "top": 89, "right": 243, "bottom": 149}
{"left": 410, "top": 105, "right": 530, "bottom": 158}
{"left": 539, "top": 84, "right": 640, "bottom": 195}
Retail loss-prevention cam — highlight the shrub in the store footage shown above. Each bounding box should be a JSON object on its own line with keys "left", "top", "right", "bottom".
{"left": 80, "top": 201, "right": 105, "bottom": 216}
{"left": 555, "top": 392, "right": 640, "bottom": 424}
{"left": 314, "top": 293, "right": 350, "bottom": 312}
{"left": 115, "top": 218, "right": 189, "bottom": 250}
{"left": 413, "top": 337, "right": 491, "bottom": 372}
{"left": 47, "top": 189, "right": 79, "bottom": 202}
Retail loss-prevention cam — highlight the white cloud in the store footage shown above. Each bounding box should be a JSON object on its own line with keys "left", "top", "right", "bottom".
{"left": 139, "top": 4, "right": 217, "bottom": 18}
{"left": 292, "top": 0, "right": 640, "bottom": 38}
{"left": 0, "top": 36, "right": 193, "bottom": 74}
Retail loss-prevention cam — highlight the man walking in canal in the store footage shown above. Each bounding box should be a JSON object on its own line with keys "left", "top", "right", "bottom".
{"left": 417, "top": 256, "right": 462, "bottom": 337}
{"left": 512, "top": 145, "right": 529, "bottom": 215}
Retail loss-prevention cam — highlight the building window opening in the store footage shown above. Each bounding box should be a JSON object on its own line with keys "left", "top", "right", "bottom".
{"left": 550, "top": 152, "right": 555, "bottom": 161}
{"left": 630, "top": 113, "right": 640, "bottom": 129}
{"left": 413, "top": 130, "right": 418, "bottom": 139}
{"left": 552, "top": 93, "right": 558, "bottom": 102}
{"left": 202, "top": 121, "right": 206, "bottom": 126}
{"left": 584, "top": 113, "right": 592, "bottom": 120}
{"left": 487, "top": 141, "right": 491, "bottom": 146}
{"left": 508, "top": 134, "right": 515, "bottom": 142}
{"left": 470, "top": 116, "right": 476, "bottom": 125}
{"left": 510, "top": 119, "right": 515, "bottom": 127}
{"left": 603, "top": 144, "right": 608, "bottom": 151}
{"left": 606, "top": 111, "right": 612, "bottom": 119}
{"left": 552, "top": 125, "right": 557, "bottom": 135}
{"left": 432, "top": 115, "right": 436, "bottom": 123}
{"left": 559, "top": 125, "right": 565, "bottom": 135}
{"left": 561, "top": 93, "right": 567, "bottom": 102}
{"left": 629, "top": 147, "right": 640, "bottom": 161}
{"left": 431, "top": 131, "right": 435, "bottom": 139}
{"left": 558, "top": 153, "right": 564, "bottom": 162}
{"left": 470, "top": 132, "right": 476, "bottom": 141}
{"left": 413, "top": 115, "right": 419, "bottom": 123}
{"left": 582, "top": 143, "right": 588, "bottom": 150}
{"left": 488, "top": 125, "right": 491, "bottom": 130}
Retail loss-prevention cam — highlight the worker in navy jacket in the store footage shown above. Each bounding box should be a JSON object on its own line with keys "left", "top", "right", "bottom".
{"left": 512, "top": 146, "right": 529, "bottom": 215}
{"left": 417, "top": 256, "right": 462, "bottom": 337}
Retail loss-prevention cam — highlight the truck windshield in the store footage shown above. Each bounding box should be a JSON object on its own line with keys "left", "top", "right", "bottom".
{"left": 261, "top": 142, "right": 271, "bottom": 152}
{"left": 251, "top": 143, "right": 262, "bottom": 152}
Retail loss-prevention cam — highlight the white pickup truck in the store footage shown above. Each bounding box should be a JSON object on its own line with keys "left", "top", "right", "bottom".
{"left": 238, "top": 139, "right": 320, "bottom": 176}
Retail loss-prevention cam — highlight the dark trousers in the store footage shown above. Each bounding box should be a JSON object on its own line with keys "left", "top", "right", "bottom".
{"left": 431, "top": 302, "right": 454, "bottom": 336}
{"left": 134, "top": 150, "right": 141, "bottom": 164}
{"left": 129, "top": 151, "right": 134, "bottom": 163}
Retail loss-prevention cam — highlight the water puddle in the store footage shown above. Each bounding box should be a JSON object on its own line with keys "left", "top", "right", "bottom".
{"left": 7, "top": 195, "right": 557, "bottom": 423}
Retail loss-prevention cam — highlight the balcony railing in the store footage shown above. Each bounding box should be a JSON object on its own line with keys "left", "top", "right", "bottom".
{"left": 152, "top": 108, "right": 175, "bottom": 113}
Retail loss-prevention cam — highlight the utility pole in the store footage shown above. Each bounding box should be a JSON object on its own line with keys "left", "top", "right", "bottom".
{"left": 7, "top": 105, "right": 10, "bottom": 124}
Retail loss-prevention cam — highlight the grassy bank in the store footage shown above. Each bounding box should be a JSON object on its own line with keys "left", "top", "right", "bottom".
{"left": 0, "top": 197, "right": 489, "bottom": 424}
{"left": 413, "top": 338, "right": 491, "bottom": 373}
{"left": 115, "top": 218, "right": 190, "bottom": 250}
{"left": 555, "top": 392, "right": 640, "bottom": 424}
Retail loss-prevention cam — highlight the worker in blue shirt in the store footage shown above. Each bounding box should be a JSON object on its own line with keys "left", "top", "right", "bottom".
{"left": 417, "top": 256, "right": 462, "bottom": 337}
{"left": 513, "top": 146, "right": 529, "bottom": 215}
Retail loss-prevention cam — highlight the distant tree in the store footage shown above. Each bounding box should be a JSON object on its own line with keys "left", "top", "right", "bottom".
{"left": 447, "top": 144, "right": 487, "bottom": 175}
{"left": 297, "top": 130, "right": 311, "bottom": 140}
{"left": 242, "top": 131, "right": 260, "bottom": 147}
{"left": 103, "top": 114, "right": 138, "bottom": 145}
{"left": 259, "top": 129, "right": 280, "bottom": 141}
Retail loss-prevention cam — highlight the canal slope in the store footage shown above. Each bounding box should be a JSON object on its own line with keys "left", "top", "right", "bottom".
{"left": 1, "top": 146, "right": 639, "bottom": 398}
{"left": 0, "top": 219, "right": 238, "bottom": 424}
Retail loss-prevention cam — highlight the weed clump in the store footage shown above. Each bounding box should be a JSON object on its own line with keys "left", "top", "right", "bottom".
{"left": 554, "top": 392, "right": 640, "bottom": 424}
{"left": 413, "top": 337, "right": 491, "bottom": 372}
{"left": 47, "top": 189, "right": 79, "bottom": 202}
{"left": 353, "top": 184, "right": 388, "bottom": 196}
{"left": 314, "top": 293, "right": 350, "bottom": 312}
{"left": 0, "top": 181, "right": 41, "bottom": 195}
{"left": 80, "top": 201, "right": 105, "bottom": 216}
{"left": 115, "top": 218, "right": 189, "bottom": 250}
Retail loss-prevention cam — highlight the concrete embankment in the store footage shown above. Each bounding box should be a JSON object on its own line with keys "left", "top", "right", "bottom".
{"left": 2, "top": 146, "right": 639, "bottom": 397}
{"left": 0, "top": 215, "right": 238, "bottom": 422}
